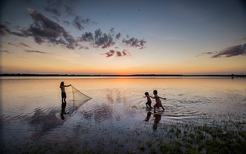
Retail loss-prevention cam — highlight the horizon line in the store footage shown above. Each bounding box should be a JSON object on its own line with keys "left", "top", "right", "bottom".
{"left": 1, "top": 73, "right": 246, "bottom": 77}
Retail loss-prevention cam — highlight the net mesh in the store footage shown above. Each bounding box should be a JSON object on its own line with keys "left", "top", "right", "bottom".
{"left": 71, "top": 85, "right": 91, "bottom": 101}
{"left": 67, "top": 85, "right": 91, "bottom": 113}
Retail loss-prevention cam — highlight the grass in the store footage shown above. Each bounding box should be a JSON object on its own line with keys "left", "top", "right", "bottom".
{"left": 2, "top": 122, "right": 246, "bottom": 154}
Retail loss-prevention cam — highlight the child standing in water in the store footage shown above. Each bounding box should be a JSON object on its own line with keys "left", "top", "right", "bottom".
{"left": 60, "top": 81, "right": 71, "bottom": 103}
{"left": 150, "top": 90, "right": 166, "bottom": 113}
{"left": 60, "top": 81, "right": 71, "bottom": 119}
{"left": 145, "top": 92, "right": 152, "bottom": 108}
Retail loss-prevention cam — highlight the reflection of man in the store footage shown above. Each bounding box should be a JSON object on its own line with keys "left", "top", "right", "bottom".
{"left": 153, "top": 114, "right": 161, "bottom": 130}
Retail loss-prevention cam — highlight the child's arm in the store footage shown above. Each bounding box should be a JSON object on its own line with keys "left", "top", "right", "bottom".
{"left": 159, "top": 96, "right": 166, "bottom": 100}
{"left": 149, "top": 96, "right": 155, "bottom": 99}
{"left": 64, "top": 84, "right": 71, "bottom": 87}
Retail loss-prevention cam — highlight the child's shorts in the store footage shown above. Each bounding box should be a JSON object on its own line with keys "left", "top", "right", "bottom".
{"left": 61, "top": 92, "right": 66, "bottom": 98}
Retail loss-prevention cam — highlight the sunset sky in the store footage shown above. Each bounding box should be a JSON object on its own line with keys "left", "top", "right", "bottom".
{"left": 0, "top": 0, "right": 246, "bottom": 74}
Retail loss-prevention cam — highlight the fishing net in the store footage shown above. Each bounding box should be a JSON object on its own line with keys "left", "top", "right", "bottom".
{"left": 67, "top": 85, "right": 91, "bottom": 113}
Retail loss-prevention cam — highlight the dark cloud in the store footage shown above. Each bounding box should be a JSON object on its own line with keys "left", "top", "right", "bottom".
{"left": 104, "top": 50, "right": 115, "bottom": 57}
{"left": 0, "top": 24, "right": 10, "bottom": 35}
{"left": 79, "top": 46, "right": 89, "bottom": 50}
{"left": 73, "top": 16, "right": 92, "bottom": 31}
{"left": 8, "top": 42, "right": 18, "bottom": 47}
{"left": 73, "top": 16, "right": 84, "bottom": 30}
{"left": 122, "top": 37, "right": 146, "bottom": 49}
{"left": 0, "top": 23, "right": 25, "bottom": 37}
{"left": 80, "top": 29, "right": 115, "bottom": 49}
{"left": 44, "top": 7, "right": 61, "bottom": 17}
{"left": 94, "top": 29, "right": 115, "bottom": 48}
{"left": 1, "top": 3, "right": 147, "bottom": 57}
{"left": 26, "top": 9, "right": 76, "bottom": 49}
{"left": 115, "top": 33, "right": 121, "bottom": 39}
{"left": 63, "top": 20, "right": 70, "bottom": 25}
{"left": 103, "top": 49, "right": 130, "bottom": 58}
{"left": 7, "top": 42, "right": 31, "bottom": 48}
{"left": 19, "top": 42, "right": 30, "bottom": 48}
{"left": 116, "top": 51, "right": 122, "bottom": 57}
{"left": 204, "top": 43, "right": 246, "bottom": 58}
{"left": 43, "top": 0, "right": 77, "bottom": 18}
{"left": 203, "top": 51, "right": 214, "bottom": 55}
{"left": 24, "top": 50, "right": 47, "bottom": 54}
{"left": 64, "top": 4, "right": 74, "bottom": 16}
{"left": 110, "top": 28, "right": 114, "bottom": 34}
{"left": 80, "top": 32, "right": 94, "bottom": 42}
{"left": 2, "top": 9, "right": 70, "bottom": 46}
{"left": 0, "top": 49, "right": 10, "bottom": 53}
{"left": 122, "top": 50, "right": 128, "bottom": 56}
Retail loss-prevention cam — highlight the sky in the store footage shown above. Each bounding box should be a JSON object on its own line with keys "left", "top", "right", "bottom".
{"left": 0, "top": 0, "right": 246, "bottom": 75}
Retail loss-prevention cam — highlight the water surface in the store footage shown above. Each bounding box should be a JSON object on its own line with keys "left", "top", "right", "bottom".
{"left": 1, "top": 77, "right": 246, "bottom": 153}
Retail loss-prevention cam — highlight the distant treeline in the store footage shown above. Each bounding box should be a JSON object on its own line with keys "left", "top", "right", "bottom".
{"left": 0, "top": 73, "right": 246, "bottom": 78}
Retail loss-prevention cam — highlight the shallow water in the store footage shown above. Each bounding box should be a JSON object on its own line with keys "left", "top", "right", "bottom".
{"left": 1, "top": 77, "right": 246, "bottom": 153}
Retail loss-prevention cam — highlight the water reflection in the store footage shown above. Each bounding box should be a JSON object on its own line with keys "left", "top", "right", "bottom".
{"left": 1, "top": 77, "right": 246, "bottom": 153}
{"left": 144, "top": 111, "right": 151, "bottom": 122}
{"left": 153, "top": 114, "right": 162, "bottom": 130}
{"left": 144, "top": 110, "right": 162, "bottom": 130}
{"left": 27, "top": 108, "right": 63, "bottom": 138}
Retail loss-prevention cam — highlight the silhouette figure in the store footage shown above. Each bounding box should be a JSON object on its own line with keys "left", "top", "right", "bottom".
{"left": 153, "top": 114, "right": 161, "bottom": 130}
{"left": 145, "top": 111, "right": 152, "bottom": 121}
{"left": 145, "top": 92, "right": 152, "bottom": 108}
{"left": 60, "top": 81, "right": 71, "bottom": 120}
{"left": 150, "top": 90, "right": 166, "bottom": 113}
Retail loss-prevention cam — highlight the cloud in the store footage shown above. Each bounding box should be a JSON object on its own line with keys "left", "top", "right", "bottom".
{"left": 64, "top": 4, "right": 75, "bottom": 16}
{"left": 63, "top": 20, "right": 70, "bottom": 25}
{"left": 73, "top": 16, "right": 84, "bottom": 30}
{"left": 204, "top": 43, "right": 246, "bottom": 58}
{"left": 104, "top": 50, "right": 115, "bottom": 57}
{"left": 0, "top": 24, "right": 10, "bottom": 35}
{"left": 26, "top": 9, "right": 76, "bottom": 49}
{"left": 24, "top": 50, "right": 47, "bottom": 54}
{"left": 0, "top": 49, "right": 10, "bottom": 53}
{"left": 80, "top": 32, "right": 94, "bottom": 41}
{"left": 94, "top": 29, "right": 115, "bottom": 48}
{"left": 122, "top": 37, "right": 146, "bottom": 49}
{"left": 103, "top": 49, "right": 130, "bottom": 57}
{"left": 8, "top": 42, "right": 18, "bottom": 47}
{"left": 79, "top": 45, "right": 89, "bottom": 50}
{"left": 73, "top": 16, "right": 94, "bottom": 31}
{"left": 116, "top": 51, "right": 122, "bottom": 57}
{"left": 1, "top": 3, "right": 147, "bottom": 57}
{"left": 80, "top": 29, "right": 115, "bottom": 49}
{"left": 7, "top": 42, "right": 31, "bottom": 48}
{"left": 19, "top": 42, "right": 30, "bottom": 48}
{"left": 115, "top": 33, "right": 121, "bottom": 39}
{"left": 44, "top": 7, "right": 61, "bottom": 17}
{"left": 2, "top": 9, "right": 75, "bottom": 48}
{"left": 0, "top": 24, "right": 25, "bottom": 37}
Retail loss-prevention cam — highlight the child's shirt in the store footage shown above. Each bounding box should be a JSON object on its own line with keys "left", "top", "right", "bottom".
{"left": 146, "top": 96, "right": 151, "bottom": 103}
{"left": 154, "top": 95, "right": 162, "bottom": 106}
{"left": 60, "top": 85, "right": 65, "bottom": 93}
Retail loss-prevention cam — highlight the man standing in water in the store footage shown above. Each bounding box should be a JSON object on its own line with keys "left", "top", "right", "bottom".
{"left": 60, "top": 81, "right": 71, "bottom": 119}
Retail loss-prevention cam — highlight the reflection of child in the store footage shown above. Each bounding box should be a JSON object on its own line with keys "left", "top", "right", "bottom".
{"left": 150, "top": 90, "right": 166, "bottom": 113}
{"left": 145, "top": 111, "right": 152, "bottom": 121}
{"left": 153, "top": 114, "right": 161, "bottom": 130}
{"left": 145, "top": 92, "right": 152, "bottom": 108}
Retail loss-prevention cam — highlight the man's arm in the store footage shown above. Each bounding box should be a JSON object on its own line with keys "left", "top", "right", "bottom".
{"left": 65, "top": 84, "right": 71, "bottom": 87}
